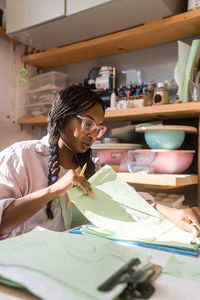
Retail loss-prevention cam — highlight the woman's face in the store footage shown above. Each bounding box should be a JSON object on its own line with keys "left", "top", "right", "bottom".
{"left": 59, "top": 103, "right": 105, "bottom": 153}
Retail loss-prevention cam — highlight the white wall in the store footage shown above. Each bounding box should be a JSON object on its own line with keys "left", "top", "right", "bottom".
{"left": 0, "top": 38, "right": 42, "bottom": 150}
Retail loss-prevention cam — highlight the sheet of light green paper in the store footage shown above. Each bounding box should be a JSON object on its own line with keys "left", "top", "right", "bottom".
{"left": 174, "top": 40, "right": 190, "bottom": 100}
{"left": 0, "top": 227, "right": 150, "bottom": 300}
{"left": 81, "top": 225, "right": 198, "bottom": 251}
{"left": 0, "top": 276, "right": 24, "bottom": 288}
{"left": 68, "top": 165, "right": 198, "bottom": 248}
{"left": 163, "top": 255, "right": 200, "bottom": 281}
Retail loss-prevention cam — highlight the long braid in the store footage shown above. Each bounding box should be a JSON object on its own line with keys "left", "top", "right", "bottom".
{"left": 47, "top": 123, "right": 60, "bottom": 218}
{"left": 46, "top": 85, "right": 105, "bottom": 219}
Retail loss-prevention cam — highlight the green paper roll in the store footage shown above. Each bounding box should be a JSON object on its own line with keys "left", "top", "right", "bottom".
{"left": 182, "top": 39, "right": 200, "bottom": 102}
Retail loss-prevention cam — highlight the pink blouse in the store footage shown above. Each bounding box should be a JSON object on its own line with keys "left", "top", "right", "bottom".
{"left": 0, "top": 135, "right": 72, "bottom": 239}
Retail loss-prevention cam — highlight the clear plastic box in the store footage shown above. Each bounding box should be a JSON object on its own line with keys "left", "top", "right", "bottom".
{"left": 27, "top": 71, "right": 68, "bottom": 91}
{"left": 25, "top": 103, "right": 52, "bottom": 117}
{"left": 25, "top": 87, "right": 59, "bottom": 105}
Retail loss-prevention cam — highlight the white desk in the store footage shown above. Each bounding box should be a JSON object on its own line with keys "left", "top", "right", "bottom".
{"left": 0, "top": 244, "right": 199, "bottom": 300}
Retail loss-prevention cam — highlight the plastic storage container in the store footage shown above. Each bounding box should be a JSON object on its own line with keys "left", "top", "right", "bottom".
{"left": 25, "top": 103, "right": 52, "bottom": 117}
{"left": 25, "top": 88, "right": 58, "bottom": 105}
{"left": 25, "top": 71, "right": 68, "bottom": 116}
{"left": 27, "top": 71, "right": 68, "bottom": 91}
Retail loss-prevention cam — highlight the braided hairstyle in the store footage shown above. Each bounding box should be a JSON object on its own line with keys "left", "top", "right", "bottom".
{"left": 47, "top": 84, "right": 105, "bottom": 219}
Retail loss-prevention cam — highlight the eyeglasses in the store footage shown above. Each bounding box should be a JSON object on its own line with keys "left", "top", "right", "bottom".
{"left": 76, "top": 115, "right": 107, "bottom": 139}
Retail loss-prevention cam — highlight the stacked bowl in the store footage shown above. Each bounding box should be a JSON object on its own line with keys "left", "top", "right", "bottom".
{"left": 130, "top": 125, "right": 197, "bottom": 174}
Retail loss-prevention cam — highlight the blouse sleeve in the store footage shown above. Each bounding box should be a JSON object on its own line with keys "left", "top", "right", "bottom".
{"left": 0, "top": 149, "right": 23, "bottom": 225}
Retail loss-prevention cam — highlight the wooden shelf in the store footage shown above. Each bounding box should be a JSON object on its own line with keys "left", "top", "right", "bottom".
{"left": 0, "top": 26, "right": 21, "bottom": 44}
{"left": 21, "top": 10, "right": 200, "bottom": 69}
{"left": 104, "top": 102, "right": 200, "bottom": 122}
{"left": 18, "top": 102, "right": 200, "bottom": 126}
{"left": 118, "top": 173, "right": 198, "bottom": 188}
{"left": 17, "top": 104, "right": 199, "bottom": 190}
{"left": 18, "top": 116, "right": 48, "bottom": 126}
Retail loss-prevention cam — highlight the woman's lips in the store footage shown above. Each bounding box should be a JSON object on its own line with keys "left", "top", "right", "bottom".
{"left": 81, "top": 142, "right": 92, "bottom": 149}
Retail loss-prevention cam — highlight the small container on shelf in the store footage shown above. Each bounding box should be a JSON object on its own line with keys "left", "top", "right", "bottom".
{"left": 25, "top": 103, "right": 52, "bottom": 117}
{"left": 25, "top": 88, "right": 58, "bottom": 105}
{"left": 24, "top": 71, "right": 68, "bottom": 117}
{"left": 27, "top": 71, "right": 68, "bottom": 91}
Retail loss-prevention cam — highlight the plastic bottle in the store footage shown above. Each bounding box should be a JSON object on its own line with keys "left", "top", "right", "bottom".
{"left": 110, "top": 89, "right": 117, "bottom": 109}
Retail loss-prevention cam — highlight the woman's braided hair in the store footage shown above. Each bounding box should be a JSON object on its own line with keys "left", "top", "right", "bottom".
{"left": 46, "top": 84, "right": 105, "bottom": 219}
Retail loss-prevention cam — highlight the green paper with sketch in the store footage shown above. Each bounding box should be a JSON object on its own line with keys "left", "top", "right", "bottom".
{"left": 68, "top": 165, "right": 199, "bottom": 250}
{"left": 0, "top": 228, "right": 150, "bottom": 300}
{"left": 163, "top": 255, "right": 200, "bottom": 281}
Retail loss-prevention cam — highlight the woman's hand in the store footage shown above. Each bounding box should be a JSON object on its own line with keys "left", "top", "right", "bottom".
{"left": 152, "top": 203, "right": 200, "bottom": 237}
{"left": 49, "top": 169, "right": 94, "bottom": 198}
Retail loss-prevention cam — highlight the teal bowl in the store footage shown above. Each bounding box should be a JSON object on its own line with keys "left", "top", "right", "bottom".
{"left": 144, "top": 129, "right": 185, "bottom": 150}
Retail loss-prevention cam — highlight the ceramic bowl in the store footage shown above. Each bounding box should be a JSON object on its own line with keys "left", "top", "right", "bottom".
{"left": 128, "top": 149, "right": 195, "bottom": 174}
{"left": 135, "top": 125, "right": 197, "bottom": 150}
{"left": 92, "top": 143, "right": 142, "bottom": 165}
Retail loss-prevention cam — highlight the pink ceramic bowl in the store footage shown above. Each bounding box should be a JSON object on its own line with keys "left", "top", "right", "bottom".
{"left": 92, "top": 143, "right": 142, "bottom": 165}
{"left": 96, "top": 150, "right": 128, "bottom": 165}
{"left": 129, "top": 149, "right": 195, "bottom": 174}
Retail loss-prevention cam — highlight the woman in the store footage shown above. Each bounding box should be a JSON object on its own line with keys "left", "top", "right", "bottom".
{"left": 0, "top": 84, "right": 199, "bottom": 239}
{"left": 0, "top": 85, "right": 106, "bottom": 238}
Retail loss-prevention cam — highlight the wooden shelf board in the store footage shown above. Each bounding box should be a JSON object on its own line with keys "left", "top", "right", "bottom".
{"left": 21, "top": 10, "right": 200, "bottom": 69}
{"left": 18, "top": 116, "right": 48, "bottom": 126}
{"left": 105, "top": 102, "right": 200, "bottom": 122}
{"left": 0, "top": 26, "right": 21, "bottom": 44}
{"left": 18, "top": 102, "right": 200, "bottom": 126}
{"left": 118, "top": 173, "right": 198, "bottom": 187}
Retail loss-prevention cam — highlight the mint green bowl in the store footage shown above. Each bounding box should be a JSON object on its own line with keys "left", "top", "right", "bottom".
{"left": 144, "top": 129, "right": 185, "bottom": 150}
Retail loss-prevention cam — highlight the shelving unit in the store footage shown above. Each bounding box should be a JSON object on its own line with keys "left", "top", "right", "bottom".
{"left": 21, "top": 9, "right": 200, "bottom": 69}
{"left": 16, "top": 9, "right": 200, "bottom": 204}
{"left": 18, "top": 102, "right": 200, "bottom": 125}
{"left": 0, "top": 26, "right": 21, "bottom": 44}
{"left": 18, "top": 102, "right": 200, "bottom": 198}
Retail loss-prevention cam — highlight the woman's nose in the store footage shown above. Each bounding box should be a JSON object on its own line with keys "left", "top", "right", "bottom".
{"left": 88, "top": 129, "right": 97, "bottom": 141}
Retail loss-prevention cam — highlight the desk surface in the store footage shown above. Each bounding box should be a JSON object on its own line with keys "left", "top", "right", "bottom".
{"left": 0, "top": 243, "right": 199, "bottom": 300}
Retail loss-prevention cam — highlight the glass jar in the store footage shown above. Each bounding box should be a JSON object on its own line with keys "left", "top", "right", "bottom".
{"left": 153, "top": 83, "right": 170, "bottom": 105}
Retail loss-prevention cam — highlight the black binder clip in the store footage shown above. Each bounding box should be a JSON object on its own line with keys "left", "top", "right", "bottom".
{"left": 98, "top": 257, "right": 155, "bottom": 299}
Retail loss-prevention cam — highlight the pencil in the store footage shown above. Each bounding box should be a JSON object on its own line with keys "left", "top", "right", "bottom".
{"left": 68, "top": 163, "right": 87, "bottom": 207}
{"left": 80, "top": 163, "right": 87, "bottom": 177}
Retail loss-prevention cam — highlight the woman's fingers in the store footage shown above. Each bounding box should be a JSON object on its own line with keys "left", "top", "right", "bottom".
{"left": 182, "top": 208, "right": 200, "bottom": 236}
{"left": 152, "top": 203, "right": 200, "bottom": 237}
{"left": 184, "top": 207, "right": 200, "bottom": 227}
{"left": 73, "top": 175, "right": 94, "bottom": 197}
{"left": 51, "top": 169, "right": 93, "bottom": 198}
